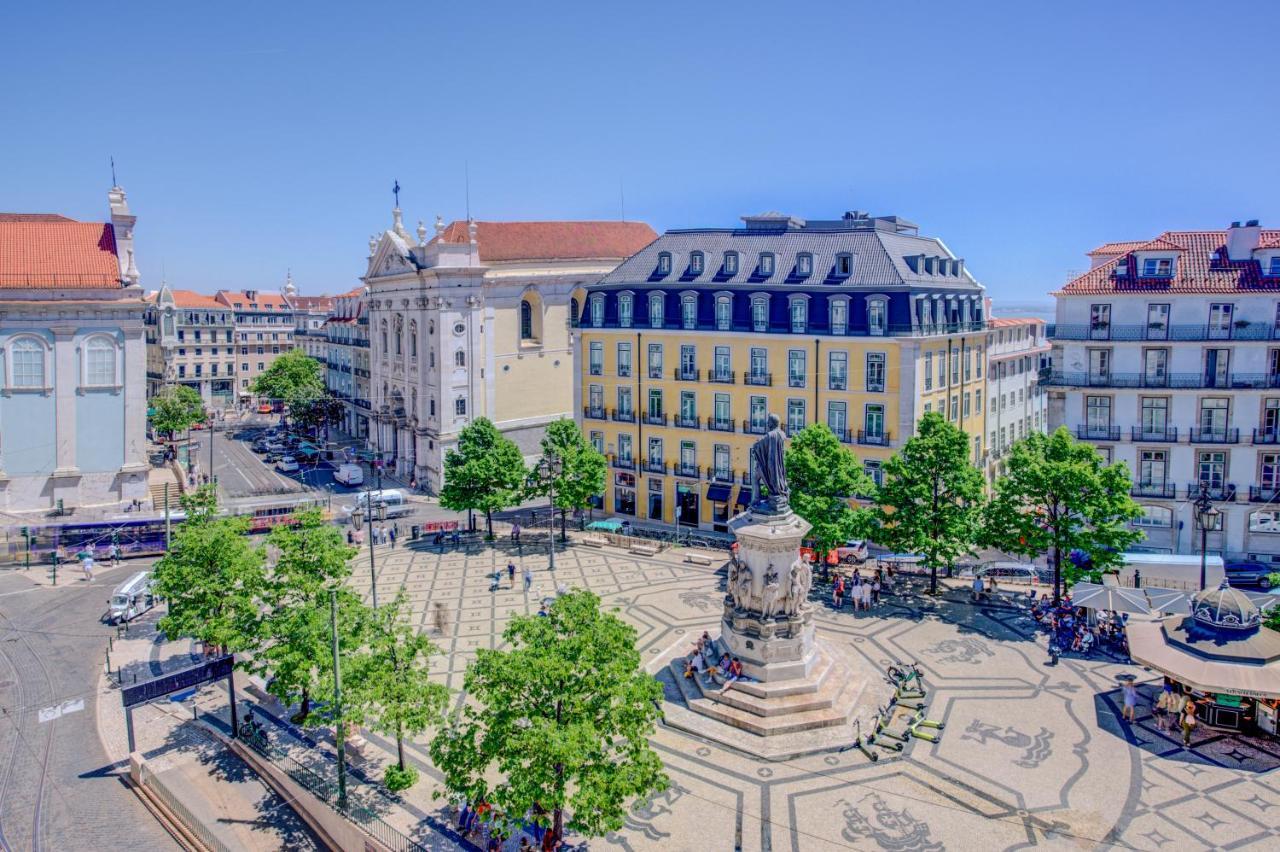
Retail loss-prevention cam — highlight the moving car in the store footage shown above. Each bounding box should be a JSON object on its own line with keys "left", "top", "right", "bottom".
{"left": 107, "top": 571, "right": 156, "bottom": 624}
{"left": 333, "top": 463, "right": 364, "bottom": 486}
{"left": 1225, "top": 560, "right": 1276, "bottom": 589}
{"left": 836, "top": 540, "right": 869, "bottom": 564}
{"left": 276, "top": 456, "right": 300, "bottom": 473}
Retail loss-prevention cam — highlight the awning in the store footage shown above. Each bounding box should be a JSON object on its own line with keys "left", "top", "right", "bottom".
{"left": 735, "top": 488, "right": 751, "bottom": 507}
{"left": 1067, "top": 582, "right": 1152, "bottom": 615}
{"left": 1127, "top": 618, "right": 1280, "bottom": 700}
{"left": 706, "top": 483, "right": 732, "bottom": 503}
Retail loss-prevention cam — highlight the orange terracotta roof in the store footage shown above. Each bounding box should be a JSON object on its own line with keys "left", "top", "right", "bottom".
{"left": 989, "top": 317, "right": 1046, "bottom": 327}
{"left": 1259, "top": 234, "right": 1280, "bottom": 249}
{"left": 169, "top": 289, "right": 224, "bottom": 309}
{"left": 434, "top": 220, "right": 657, "bottom": 262}
{"left": 0, "top": 215, "right": 121, "bottom": 288}
{"left": 291, "top": 295, "right": 334, "bottom": 310}
{"left": 1086, "top": 240, "right": 1147, "bottom": 256}
{"left": 214, "top": 290, "right": 294, "bottom": 309}
{"left": 1058, "top": 228, "right": 1280, "bottom": 295}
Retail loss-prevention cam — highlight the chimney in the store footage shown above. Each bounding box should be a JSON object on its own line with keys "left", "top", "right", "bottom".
{"left": 1227, "top": 220, "right": 1261, "bottom": 260}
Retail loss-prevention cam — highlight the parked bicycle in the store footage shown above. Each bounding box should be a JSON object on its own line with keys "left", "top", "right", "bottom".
{"left": 886, "top": 660, "right": 926, "bottom": 691}
{"left": 238, "top": 708, "right": 270, "bottom": 752}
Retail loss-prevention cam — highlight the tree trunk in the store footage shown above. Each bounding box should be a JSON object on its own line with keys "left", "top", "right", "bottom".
{"left": 395, "top": 721, "right": 405, "bottom": 771}
{"left": 560, "top": 509, "right": 567, "bottom": 543}
{"left": 1052, "top": 543, "right": 1062, "bottom": 604}
{"left": 295, "top": 688, "right": 311, "bottom": 724}
{"left": 485, "top": 508, "right": 494, "bottom": 539}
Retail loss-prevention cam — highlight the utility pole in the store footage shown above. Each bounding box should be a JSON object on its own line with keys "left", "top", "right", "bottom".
{"left": 329, "top": 588, "right": 347, "bottom": 810}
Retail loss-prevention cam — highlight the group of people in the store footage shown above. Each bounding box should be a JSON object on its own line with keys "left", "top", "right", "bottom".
{"left": 347, "top": 523, "right": 398, "bottom": 547}
{"left": 683, "top": 631, "right": 746, "bottom": 692}
{"left": 71, "top": 542, "right": 124, "bottom": 581}
{"left": 831, "top": 568, "right": 881, "bottom": 611}
{"left": 455, "top": 798, "right": 562, "bottom": 851}
{"left": 1124, "top": 677, "right": 1200, "bottom": 746}
{"left": 1032, "top": 594, "right": 1130, "bottom": 659}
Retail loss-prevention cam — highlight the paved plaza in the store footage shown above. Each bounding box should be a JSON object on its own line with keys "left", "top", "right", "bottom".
{"left": 346, "top": 537, "right": 1280, "bottom": 851}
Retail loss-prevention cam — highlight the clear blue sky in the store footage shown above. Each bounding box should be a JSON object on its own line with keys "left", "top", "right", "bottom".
{"left": 3, "top": 1, "right": 1278, "bottom": 303}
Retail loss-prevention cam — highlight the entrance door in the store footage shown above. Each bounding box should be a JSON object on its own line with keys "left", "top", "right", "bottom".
{"left": 677, "top": 486, "right": 699, "bottom": 527}
{"left": 649, "top": 492, "right": 663, "bottom": 521}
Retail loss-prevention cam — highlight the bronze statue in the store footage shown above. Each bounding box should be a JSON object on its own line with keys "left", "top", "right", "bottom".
{"left": 750, "top": 413, "right": 790, "bottom": 512}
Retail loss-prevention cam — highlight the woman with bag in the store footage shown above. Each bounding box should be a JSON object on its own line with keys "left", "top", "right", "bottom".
{"left": 1180, "top": 697, "right": 1198, "bottom": 747}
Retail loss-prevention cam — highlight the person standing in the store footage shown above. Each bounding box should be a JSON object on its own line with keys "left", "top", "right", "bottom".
{"left": 860, "top": 579, "right": 872, "bottom": 611}
{"left": 508, "top": 561, "right": 517, "bottom": 588}
{"left": 1121, "top": 680, "right": 1138, "bottom": 722}
{"left": 523, "top": 563, "right": 533, "bottom": 592}
{"left": 972, "top": 574, "right": 985, "bottom": 603}
{"left": 110, "top": 542, "right": 122, "bottom": 567}
{"left": 832, "top": 575, "right": 844, "bottom": 609}
{"left": 1181, "top": 697, "right": 1198, "bottom": 747}
{"left": 511, "top": 522, "right": 521, "bottom": 543}
{"left": 389, "top": 525, "right": 397, "bottom": 548}
{"left": 79, "top": 549, "right": 94, "bottom": 581}
{"left": 1153, "top": 682, "right": 1172, "bottom": 731}
{"left": 871, "top": 577, "right": 881, "bottom": 606}
{"left": 347, "top": 528, "right": 354, "bottom": 545}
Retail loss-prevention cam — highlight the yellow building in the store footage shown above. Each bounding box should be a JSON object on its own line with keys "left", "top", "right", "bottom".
{"left": 578, "top": 211, "right": 989, "bottom": 532}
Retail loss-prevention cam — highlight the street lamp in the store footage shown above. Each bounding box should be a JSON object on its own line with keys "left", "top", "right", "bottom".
{"left": 535, "top": 452, "right": 564, "bottom": 572}
{"left": 1194, "top": 485, "right": 1221, "bottom": 591}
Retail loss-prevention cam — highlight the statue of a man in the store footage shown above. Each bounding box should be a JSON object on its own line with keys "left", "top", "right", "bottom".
{"left": 760, "top": 564, "right": 782, "bottom": 620}
{"left": 735, "top": 564, "right": 754, "bottom": 610}
{"left": 751, "top": 413, "right": 789, "bottom": 512}
{"left": 786, "top": 560, "right": 812, "bottom": 616}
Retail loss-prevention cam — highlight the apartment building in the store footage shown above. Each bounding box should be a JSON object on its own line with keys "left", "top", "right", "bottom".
{"left": 984, "top": 317, "right": 1050, "bottom": 481}
{"left": 323, "top": 286, "right": 371, "bottom": 438}
{"left": 1048, "top": 220, "right": 1280, "bottom": 562}
{"left": 213, "top": 289, "right": 296, "bottom": 401}
{"left": 578, "top": 211, "right": 988, "bottom": 532}
{"left": 144, "top": 286, "right": 237, "bottom": 407}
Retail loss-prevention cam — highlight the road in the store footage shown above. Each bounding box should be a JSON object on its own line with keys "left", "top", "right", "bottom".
{"left": 0, "top": 563, "right": 177, "bottom": 851}
{"left": 208, "top": 425, "right": 306, "bottom": 499}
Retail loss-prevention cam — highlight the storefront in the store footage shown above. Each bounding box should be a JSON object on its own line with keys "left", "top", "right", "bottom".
{"left": 647, "top": 478, "right": 663, "bottom": 521}
{"left": 706, "top": 482, "right": 733, "bottom": 533}
{"left": 613, "top": 472, "right": 636, "bottom": 516}
{"left": 676, "top": 482, "right": 699, "bottom": 527}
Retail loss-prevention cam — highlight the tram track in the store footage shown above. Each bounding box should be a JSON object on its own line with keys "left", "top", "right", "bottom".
{"left": 0, "top": 602, "right": 59, "bottom": 852}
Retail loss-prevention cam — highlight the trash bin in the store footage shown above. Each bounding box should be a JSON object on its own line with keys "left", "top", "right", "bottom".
{"left": 411, "top": 525, "right": 421, "bottom": 541}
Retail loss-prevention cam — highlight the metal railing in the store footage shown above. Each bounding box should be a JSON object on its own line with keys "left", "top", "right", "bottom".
{"left": 611, "top": 456, "right": 635, "bottom": 470}
{"left": 743, "top": 372, "right": 772, "bottom": 387}
{"left": 582, "top": 406, "right": 607, "bottom": 420}
{"left": 642, "top": 459, "right": 668, "bottom": 474}
{"left": 742, "top": 420, "right": 767, "bottom": 435}
{"left": 708, "top": 370, "right": 736, "bottom": 384}
{"left": 1187, "top": 482, "right": 1237, "bottom": 501}
{"left": 1249, "top": 486, "right": 1280, "bottom": 503}
{"left": 643, "top": 412, "right": 668, "bottom": 426}
{"left": 707, "top": 418, "right": 735, "bottom": 432}
{"left": 138, "top": 763, "right": 235, "bottom": 852}
{"left": 857, "top": 430, "right": 892, "bottom": 447}
{"left": 1076, "top": 425, "right": 1121, "bottom": 441}
{"left": 1131, "top": 426, "right": 1178, "bottom": 442}
{"left": 1046, "top": 372, "right": 1280, "bottom": 390}
{"left": 1053, "top": 322, "right": 1280, "bottom": 342}
{"left": 610, "top": 409, "right": 636, "bottom": 423}
{"left": 1189, "top": 427, "right": 1240, "bottom": 444}
{"left": 673, "top": 368, "right": 700, "bottom": 382}
{"left": 674, "top": 463, "right": 700, "bottom": 479}
{"left": 1131, "top": 483, "right": 1176, "bottom": 498}
{"left": 1254, "top": 428, "right": 1280, "bottom": 445}
{"left": 706, "top": 467, "right": 736, "bottom": 483}
{"left": 673, "top": 415, "right": 701, "bottom": 430}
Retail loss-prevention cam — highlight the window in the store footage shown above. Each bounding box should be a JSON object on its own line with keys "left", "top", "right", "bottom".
{"left": 750, "top": 347, "right": 767, "bottom": 381}
{"left": 963, "top": 393, "right": 971, "bottom": 417}
{"left": 617, "top": 387, "right": 633, "bottom": 416}
{"left": 409, "top": 321, "right": 418, "bottom": 357}
{"left": 1088, "top": 348, "right": 1110, "bottom": 382}
{"left": 750, "top": 396, "right": 767, "bottom": 429}
{"left": 796, "top": 253, "right": 812, "bottom": 276}
{"left": 1208, "top": 303, "right": 1234, "bottom": 340}
{"left": 657, "top": 253, "right": 671, "bottom": 275}
{"left": 789, "top": 298, "right": 807, "bottom": 333}
{"left": 380, "top": 320, "right": 388, "bottom": 352}
{"left": 759, "top": 253, "right": 775, "bottom": 276}
{"left": 1264, "top": 399, "right": 1280, "bottom": 438}
{"left": 178, "top": 365, "right": 186, "bottom": 378}
{"left": 648, "top": 343, "right": 663, "bottom": 378}
{"left": 85, "top": 336, "right": 115, "bottom": 386}
{"left": 689, "top": 251, "right": 704, "bottom": 274}
{"left": 1134, "top": 506, "right": 1173, "bottom": 529}
{"left": 589, "top": 385, "right": 603, "bottom": 412}
{"left": 680, "top": 440, "right": 696, "bottom": 471}
{"left": 618, "top": 293, "right": 633, "bottom": 328}
{"left": 786, "top": 399, "right": 805, "bottom": 434}
{"left": 1250, "top": 510, "right": 1280, "bottom": 533}
{"left": 1089, "top": 304, "right": 1111, "bottom": 339}
{"left": 1142, "top": 257, "right": 1174, "bottom": 277}
{"left": 835, "top": 253, "right": 853, "bottom": 276}
{"left": 866, "top": 353, "right": 885, "bottom": 392}
{"left": 1270, "top": 257, "right": 1280, "bottom": 276}
{"left": 1086, "top": 395, "right": 1112, "bottom": 430}
{"left": 788, "top": 349, "right": 806, "bottom": 388}
{"left": 589, "top": 342, "right": 603, "bottom": 375}
{"left": 723, "top": 252, "right": 738, "bottom": 275}
{"left": 1197, "top": 451, "right": 1226, "bottom": 491}
{"left": 1261, "top": 453, "right": 1280, "bottom": 492}
{"left": 1146, "top": 304, "right": 1169, "bottom": 339}
{"left": 829, "top": 351, "right": 848, "bottom": 391}
{"left": 975, "top": 389, "right": 981, "bottom": 411}
{"left": 830, "top": 299, "right": 847, "bottom": 335}
{"left": 1205, "top": 348, "right": 1230, "bottom": 388}
{"left": 456, "top": 397, "right": 467, "bottom": 416}
{"left": 590, "top": 294, "right": 605, "bottom": 327}
{"left": 864, "top": 404, "right": 885, "bottom": 440}
{"left": 617, "top": 343, "right": 632, "bottom": 377}
{"left": 455, "top": 350, "right": 466, "bottom": 367}
{"left": 713, "top": 346, "right": 730, "bottom": 380}
{"left": 715, "top": 295, "right": 732, "bottom": 330}
{"left": 681, "top": 295, "right": 697, "bottom": 329}
{"left": 648, "top": 389, "right": 663, "bottom": 418}
{"left": 570, "top": 297, "right": 580, "bottom": 328}
{"left": 864, "top": 460, "right": 884, "bottom": 488}
{"left": 713, "top": 393, "right": 731, "bottom": 428}
{"left": 751, "top": 296, "right": 769, "bottom": 332}
{"left": 649, "top": 293, "right": 665, "bottom": 328}
{"left": 867, "top": 298, "right": 886, "bottom": 335}
{"left": 1199, "top": 398, "right": 1229, "bottom": 434}
{"left": 936, "top": 351, "right": 945, "bottom": 387}
{"left": 713, "top": 444, "right": 731, "bottom": 480}
{"left": 520, "top": 300, "right": 535, "bottom": 340}
{"left": 949, "top": 394, "right": 958, "bottom": 421}
{"left": 648, "top": 436, "right": 664, "bottom": 464}
{"left": 827, "top": 401, "right": 847, "bottom": 435}
{"left": 679, "top": 344, "right": 696, "bottom": 378}
{"left": 1143, "top": 349, "right": 1168, "bottom": 385}
{"left": 924, "top": 352, "right": 933, "bottom": 390}
{"left": 679, "top": 390, "right": 696, "bottom": 421}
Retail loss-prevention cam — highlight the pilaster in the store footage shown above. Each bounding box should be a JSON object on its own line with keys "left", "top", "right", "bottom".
{"left": 51, "top": 326, "right": 79, "bottom": 477}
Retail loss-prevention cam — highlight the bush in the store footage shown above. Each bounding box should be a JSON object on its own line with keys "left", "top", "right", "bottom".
{"left": 384, "top": 763, "right": 418, "bottom": 792}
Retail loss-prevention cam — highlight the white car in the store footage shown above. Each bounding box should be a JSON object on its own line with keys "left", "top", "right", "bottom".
{"left": 276, "top": 456, "right": 300, "bottom": 473}
{"left": 836, "top": 539, "right": 869, "bottom": 564}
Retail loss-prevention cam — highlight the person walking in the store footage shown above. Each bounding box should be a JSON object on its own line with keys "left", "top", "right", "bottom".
{"left": 1153, "top": 682, "right": 1173, "bottom": 731}
{"left": 508, "top": 561, "right": 517, "bottom": 588}
{"left": 972, "top": 574, "right": 985, "bottom": 603}
{"left": 78, "top": 549, "right": 94, "bottom": 581}
{"left": 1121, "top": 679, "right": 1139, "bottom": 722}
{"left": 871, "top": 577, "right": 881, "bottom": 606}
{"left": 523, "top": 563, "right": 533, "bottom": 592}
{"left": 832, "top": 574, "right": 845, "bottom": 609}
{"left": 347, "top": 528, "right": 354, "bottom": 545}
{"left": 511, "top": 522, "right": 521, "bottom": 544}
{"left": 1180, "top": 697, "right": 1198, "bottom": 747}
{"left": 110, "top": 542, "right": 122, "bottom": 567}
{"left": 389, "top": 525, "right": 397, "bottom": 548}
{"left": 860, "top": 579, "right": 872, "bottom": 611}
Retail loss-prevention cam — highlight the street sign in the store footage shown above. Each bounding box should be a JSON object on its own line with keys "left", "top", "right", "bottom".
{"left": 122, "top": 654, "right": 234, "bottom": 708}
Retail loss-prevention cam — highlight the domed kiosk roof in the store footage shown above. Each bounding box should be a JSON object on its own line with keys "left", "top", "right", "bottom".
{"left": 1192, "top": 581, "right": 1262, "bottom": 631}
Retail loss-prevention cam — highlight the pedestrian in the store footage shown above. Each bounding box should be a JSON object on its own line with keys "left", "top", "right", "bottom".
{"left": 860, "top": 580, "right": 872, "bottom": 610}
{"left": 1153, "top": 682, "right": 1172, "bottom": 731}
{"left": 110, "top": 542, "right": 122, "bottom": 567}
{"left": 511, "top": 522, "right": 521, "bottom": 543}
{"left": 1121, "top": 679, "right": 1138, "bottom": 722}
{"left": 433, "top": 601, "right": 450, "bottom": 635}
{"left": 508, "top": 561, "right": 517, "bottom": 587}
{"left": 832, "top": 574, "right": 845, "bottom": 609}
{"left": 871, "top": 578, "right": 881, "bottom": 605}
{"left": 1181, "top": 697, "right": 1198, "bottom": 747}
{"left": 390, "top": 526, "right": 397, "bottom": 548}
{"left": 523, "top": 564, "right": 533, "bottom": 592}
{"left": 972, "top": 574, "right": 985, "bottom": 602}
{"left": 78, "top": 549, "right": 94, "bottom": 581}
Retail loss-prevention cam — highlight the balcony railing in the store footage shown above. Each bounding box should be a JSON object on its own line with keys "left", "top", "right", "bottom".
{"left": 829, "top": 379, "right": 848, "bottom": 392}
{"left": 673, "top": 368, "right": 700, "bottom": 382}
{"left": 1046, "top": 372, "right": 1280, "bottom": 390}
{"left": 611, "top": 409, "right": 636, "bottom": 423}
{"left": 611, "top": 456, "right": 635, "bottom": 471}
{"left": 1249, "top": 486, "right": 1280, "bottom": 503}
{"left": 832, "top": 427, "right": 853, "bottom": 443}
{"left": 1254, "top": 428, "right": 1280, "bottom": 445}
{"left": 1189, "top": 427, "right": 1239, "bottom": 444}
{"left": 743, "top": 372, "right": 772, "bottom": 387}
{"left": 1131, "top": 426, "right": 1178, "bottom": 442}
{"left": 1076, "top": 425, "right": 1121, "bottom": 441}
{"left": 708, "top": 370, "right": 736, "bottom": 384}
{"left": 583, "top": 406, "right": 607, "bottom": 421}
{"left": 1053, "top": 322, "right": 1280, "bottom": 342}
{"left": 708, "top": 418, "right": 735, "bottom": 432}
{"left": 674, "top": 463, "right": 700, "bottom": 479}
{"left": 1187, "top": 483, "right": 1237, "bottom": 502}
{"left": 642, "top": 459, "right": 667, "bottom": 475}
{"left": 643, "top": 412, "right": 668, "bottom": 426}
{"left": 674, "top": 415, "right": 701, "bottom": 430}
{"left": 707, "top": 467, "right": 735, "bottom": 483}
{"left": 1131, "top": 483, "right": 1176, "bottom": 498}
{"left": 742, "top": 419, "right": 767, "bottom": 435}
{"left": 857, "top": 430, "right": 892, "bottom": 447}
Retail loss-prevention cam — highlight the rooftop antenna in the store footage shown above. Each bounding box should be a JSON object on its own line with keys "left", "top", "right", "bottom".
{"left": 110, "top": 156, "right": 117, "bottom": 187}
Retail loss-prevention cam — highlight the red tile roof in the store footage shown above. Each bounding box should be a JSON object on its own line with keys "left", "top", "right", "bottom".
{"left": 214, "top": 290, "right": 294, "bottom": 310}
{"left": 0, "top": 215, "right": 121, "bottom": 288}
{"left": 989, "top": 317, "right": 1047, "bottom": 327}
{"left": 291, "top": 295, "right": 334, "bottom": 311}
{"left": 169, "top": 289, "right": 225, "bottom": 309}
{"left": 435, "top": 220, "right": 657, "bottom": 262}
{"left": 1086, "top": 240, "right": 1147, "bottom": 257}
{"left": 1058, "top": 228, "right": 1280, "bottom": 295}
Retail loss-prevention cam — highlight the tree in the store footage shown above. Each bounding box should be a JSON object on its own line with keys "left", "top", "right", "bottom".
{"left": 784, "top": 424, "right": 874, "bottom": 568}
{"left": 430, "top": 590, "right": 667, "bottom": 847}
{"left": 152, "top": 486, "right": 266, "bottom": 655}
{"left": 440, "top": 418, "right": 527, "bottom": 539}
{"left": 150, "top": 384, "right": 206, "bottom": 441}
{"left": 350, "top": 592, "right": 449, "bottom": 790}
{"left": 982, "top": 427, "right": 1143, "bottom": 602}
{"left": 873, "top": 412, "right": 985, "bottom": 595}
{"left": 290, "top": 395, "right": 346, "bottom": 439}
{"left": 250, "top": 349, "right": 325, "bottom": 413}
{"left": 254, "top": 509, "right": 364, "bottom": 723}
{"left": 525, "top": 419, "right": 607, "bottom": 541}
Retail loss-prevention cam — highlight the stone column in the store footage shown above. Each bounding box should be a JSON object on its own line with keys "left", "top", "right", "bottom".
{"left": 121, "top": 326, "right": 149, "bottom": 473}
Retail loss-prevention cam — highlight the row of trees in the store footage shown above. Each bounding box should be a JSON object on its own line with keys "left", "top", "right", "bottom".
{"left": 153, "top": 487, "right": 665, "bottom": 844}
{"left": 785, "top": 413, "right": 1143, "bottom": 600}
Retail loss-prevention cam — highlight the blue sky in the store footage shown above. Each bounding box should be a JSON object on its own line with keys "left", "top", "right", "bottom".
{"left": 3, "top": 1, "right": 1278, "bottom": 303}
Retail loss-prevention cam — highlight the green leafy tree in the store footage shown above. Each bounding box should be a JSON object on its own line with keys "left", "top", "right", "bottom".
{"left": 250, "top": 349, "right": 325, "bottom": 413}
{"left": 150, "top": 384, "right": 206, "bottom": 440}
{"left": 784, "top": 423, "right": 874, "bottom": 567}
{"left": 152, "top": 486, "right": 266, "bottom": 655}
{"left": 290, "top": 395, "right": 346, "bottom": 438}
{"left": 982, "top": 427, "right": 1143, "bottom": 601}
{"left": 440, "top": 418, "right": 527, "bottom": 539}
{"left": 349, "top": 592, "right": 449, "bottom": 789}
{"left": 873, "top": 412, "right": 985, "bottom": 595}
{"left": 430, "top": 590, "right": 667, "bottom": 847}
{"left": 525, "top": 419, "right": 607, "bottom": 541}
{"left": 254, "top": 509, "right": 364, "bottom": 723}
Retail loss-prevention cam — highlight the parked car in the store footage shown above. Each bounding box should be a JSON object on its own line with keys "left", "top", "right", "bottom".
{"left": 251, "top": 441, "right": 271, "bottom": 454}
{"left": 276, "top": 456, "right": 300, "bottom": 473}
{"left": 333, "top": 463, "right": 364, "bottom": 486}
{"left": 836, "top": 540, "right": 869, "bottom": 564}
{"left": 1225, "top": 560, "right": 1276, "bottom": 589}
{"left": 975, "top": 563, "right": 1042, "bottom": 584}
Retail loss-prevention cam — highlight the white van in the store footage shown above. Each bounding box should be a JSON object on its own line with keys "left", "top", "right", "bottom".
{"left": 341, "top": 489, "right": 412, "bottom": 520}
{"left": 108, "top": 571, "right": 156, "bottom": 624}
{"left": 333, "top": 463, "right": 364, "bottom": 487}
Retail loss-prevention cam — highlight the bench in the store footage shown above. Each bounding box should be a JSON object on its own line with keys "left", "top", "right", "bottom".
{"left": 582, "top": 534, "right": 608, "bottom": 548}
{"left": 629, "top": 542, "right": 661, "bottom": 557}
{"left": 684, "top": 551, "right": 715, "bottom": 566}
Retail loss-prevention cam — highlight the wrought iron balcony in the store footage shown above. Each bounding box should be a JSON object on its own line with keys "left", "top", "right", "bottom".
{"left": 1253, "top": 428, "right": 1280, "bottom": 445}
{"left": 1076, "top": 425, "right": 1121, "bottom": 441}
{"left": 1187, "top": 482, "right": 1237, "bottom": 502}
{"left": 1131, "top": 426, "right": 1178, "bottom": 442}
{"left": 857, "top": 430, "right": 892, "bottom": 447}
{"left": 742, "top": 419, "right": 767, "bottom": 435}
{"left": 706, "top": 467, "right": 735, "bottom": 483}
{"left": 611, "top": 456, "right": 635, "bottom": 471}
{"left": 1052, "top": 322, "right": 1280, "bottom": 342}
{"left": 1249, "top": 486, "right": 1280, "bottom": 503}
{"left": 674, "top": 463, "right": 700, "bottom": 479}
{"left": 674, "top": 415, "right": 701, "bottom": 430}
{"left": 643, "top": 412, "right": 668, "bottom": 426}
{"left": 673, "top": 368, "right": 700, "bottom": 382}
{"left": 708, "top": 418, "right": 735, "bottom": 433}
{"left": 1189, "top": 427, "right": 1239, "bottom": 444}
{"left": 1046, "top": 372, "right": 1280, "bottom": 390}
{"left": 708, "top": 370, "right": 736, "bottom": 384}
{"left": 1131, "top": 483, "right": 1176, "bottom": 499}
{"left": 743, "top": 372, "right": 772, "bottom": 387}
{"left": 642, "top": 459, "right": 667, "bottom": 475}
{"left": 611, "top": 409, "right": 636, "bottom": 423}
{"left": 832, "top": 427, "right": 854, "bottom": 443}
{"left": 583, "top": 406, "right": 607, "bottom": 421}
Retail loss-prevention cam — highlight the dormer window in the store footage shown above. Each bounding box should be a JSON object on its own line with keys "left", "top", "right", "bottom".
{"left": 723, "top": 252, "right": 739, "bottom": 274}
{"left": 830, "top": 298, "right": 848, "bottom": 335}
{"left": 1270, "top": 257, "right": 1280, "bottom": 276}
{"left": 867, "top": 298, "right": 887, "bottom": 336}
{"left": 590, "top": 294, "right": 605, "bottom": 327}
{"left": 681, "top": 294, "right": 698, "bottom": 329}
{"left": 759, "top": 253, "right": 775, "bottom": 276}
{"left": 618, "top": 293, "right": 633, "bottom": 328}
{"left": 789, "top": 296, "right": 808, "bottom": 333}
{"left": 751, "top": 296, "right": 769, "bottom": 332}
{"left": 649, "top": 292, "right": 665, "bottom": 328}
{"left": 835, "top": 253, "right": 854, "bottom": 277}
{"left": 715, "top": 295, "right": 732, "bottom": 331}
{"left": 1142, "top": 257, "right": 1174, "bottom": 277}
{"left": 657, "top": 252, "right": 672, "bottom": 275}
{"left": 689, "top": 251, "right": 704, "bottom": 274}
{"left": 796, "top": 253, "right": 813, "bottom": 276}
{"left": 1115, "top": 258, "right": 1129, "bottom": 276}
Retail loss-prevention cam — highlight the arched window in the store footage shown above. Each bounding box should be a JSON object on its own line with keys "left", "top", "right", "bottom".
{"left": 789, "top": 296, "right": 808, "bottom": 333}
{"left": 520, "top": 299, "right": 534, "bottom": 340}
{"left": 409, "top": 321, "right": 418, "bottom": 358}
{"left": 569, "top": 298, "right": 580, "bottom": 329}
{"left": 10, "top": 337, "right": 45, "bottom": 388}
{"left": 394, "top": 315, "right": 403, "bottom": 355}
{"left": 681, "top": 294, "right": 697, "bottom": 329}
{"left": 380, "top": 320, "right": 389, "bottom": 354}
{"left": 455, "top": 350, "right": 466, "bottom": 367}
{"left": 84, "top": 336, "right": 116, "bottom": 386}
{"left": 590, "top": 294, "right": 605, "bottom": 327}
{"left": 649, "top": 293, "right": 665, "bottom": 328}
{"left": 751, "top": 296, "right": 769, "bottom": 332}
{"left": 715, "top": 295, "right": 732, "bottom": 331}
{"left": 867, "top": 298, "right": 887, "bottom": 336}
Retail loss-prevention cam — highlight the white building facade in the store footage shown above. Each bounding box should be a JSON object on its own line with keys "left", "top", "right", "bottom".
{"left": 985, "top": 317, "right": 1050, "bottom": 481}
{"left": 323, "top": 287, "right": 370, "bottom": 439}
{"left": 1048, "top": 221, "right": 1280, "bottom": 563}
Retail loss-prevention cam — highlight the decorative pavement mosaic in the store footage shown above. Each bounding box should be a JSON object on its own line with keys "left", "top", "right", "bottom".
{"left": 346, "top": 539, "right": 1280, "bottom": 850}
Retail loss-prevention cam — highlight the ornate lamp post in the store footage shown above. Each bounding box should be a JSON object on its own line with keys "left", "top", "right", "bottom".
{"left": 535, "top": 452, "right": 564, "bottom": 572}
{"left": 1194, "top": 485, "right": 1221, "bottom": 591}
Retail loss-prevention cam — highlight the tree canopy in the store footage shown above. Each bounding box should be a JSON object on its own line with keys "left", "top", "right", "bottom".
{"left": 525, "top": 419, "right": 607, "bottom": 540}
{"left": 983, "top": 426, "right": 1143, "bottom": 601}
{"left": 430, "top": 590, "right": 667, "bottom": 846}
{"left": 873, "top": 412, "right": 985, "bottom": 594}
{"left": 150, "top": 384, "right": 206, "bottom": 439}
{"left": 250, "top": 349, "right": 325, "bottom": 409}
{"left": 784, "top": 423, "right": 874, "bottom": 563}
{"left": 440, "top": 418, "right": 527, "bottom": 538}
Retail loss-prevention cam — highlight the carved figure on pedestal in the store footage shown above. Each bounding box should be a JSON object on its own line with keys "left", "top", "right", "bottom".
{"left": 786, "top": 560, "right": 812, "bottom": 616}
{"left": 734, "top": 564, "right": 754, "bottom": 611}
{"left": 726, "top": 559, "right": 740, "bottom": 603}
{"left": 760, "top": 564, "right": 782, "bottom": 620}
{"left": 750, "top": 414, "right": 790, "bottom": 513}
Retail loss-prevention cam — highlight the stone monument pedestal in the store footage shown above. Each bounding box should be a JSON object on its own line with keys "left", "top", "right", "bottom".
{"left": 661, "top": 503, "right": 888, "bottom": 760}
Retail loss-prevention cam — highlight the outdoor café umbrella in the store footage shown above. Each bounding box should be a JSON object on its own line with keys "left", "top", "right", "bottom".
{"left": 1142, "top": 587, "right": 1190, "bottom": 615}
{"left": 1066, "top": 582, "right": 1152, "bottom": 615}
